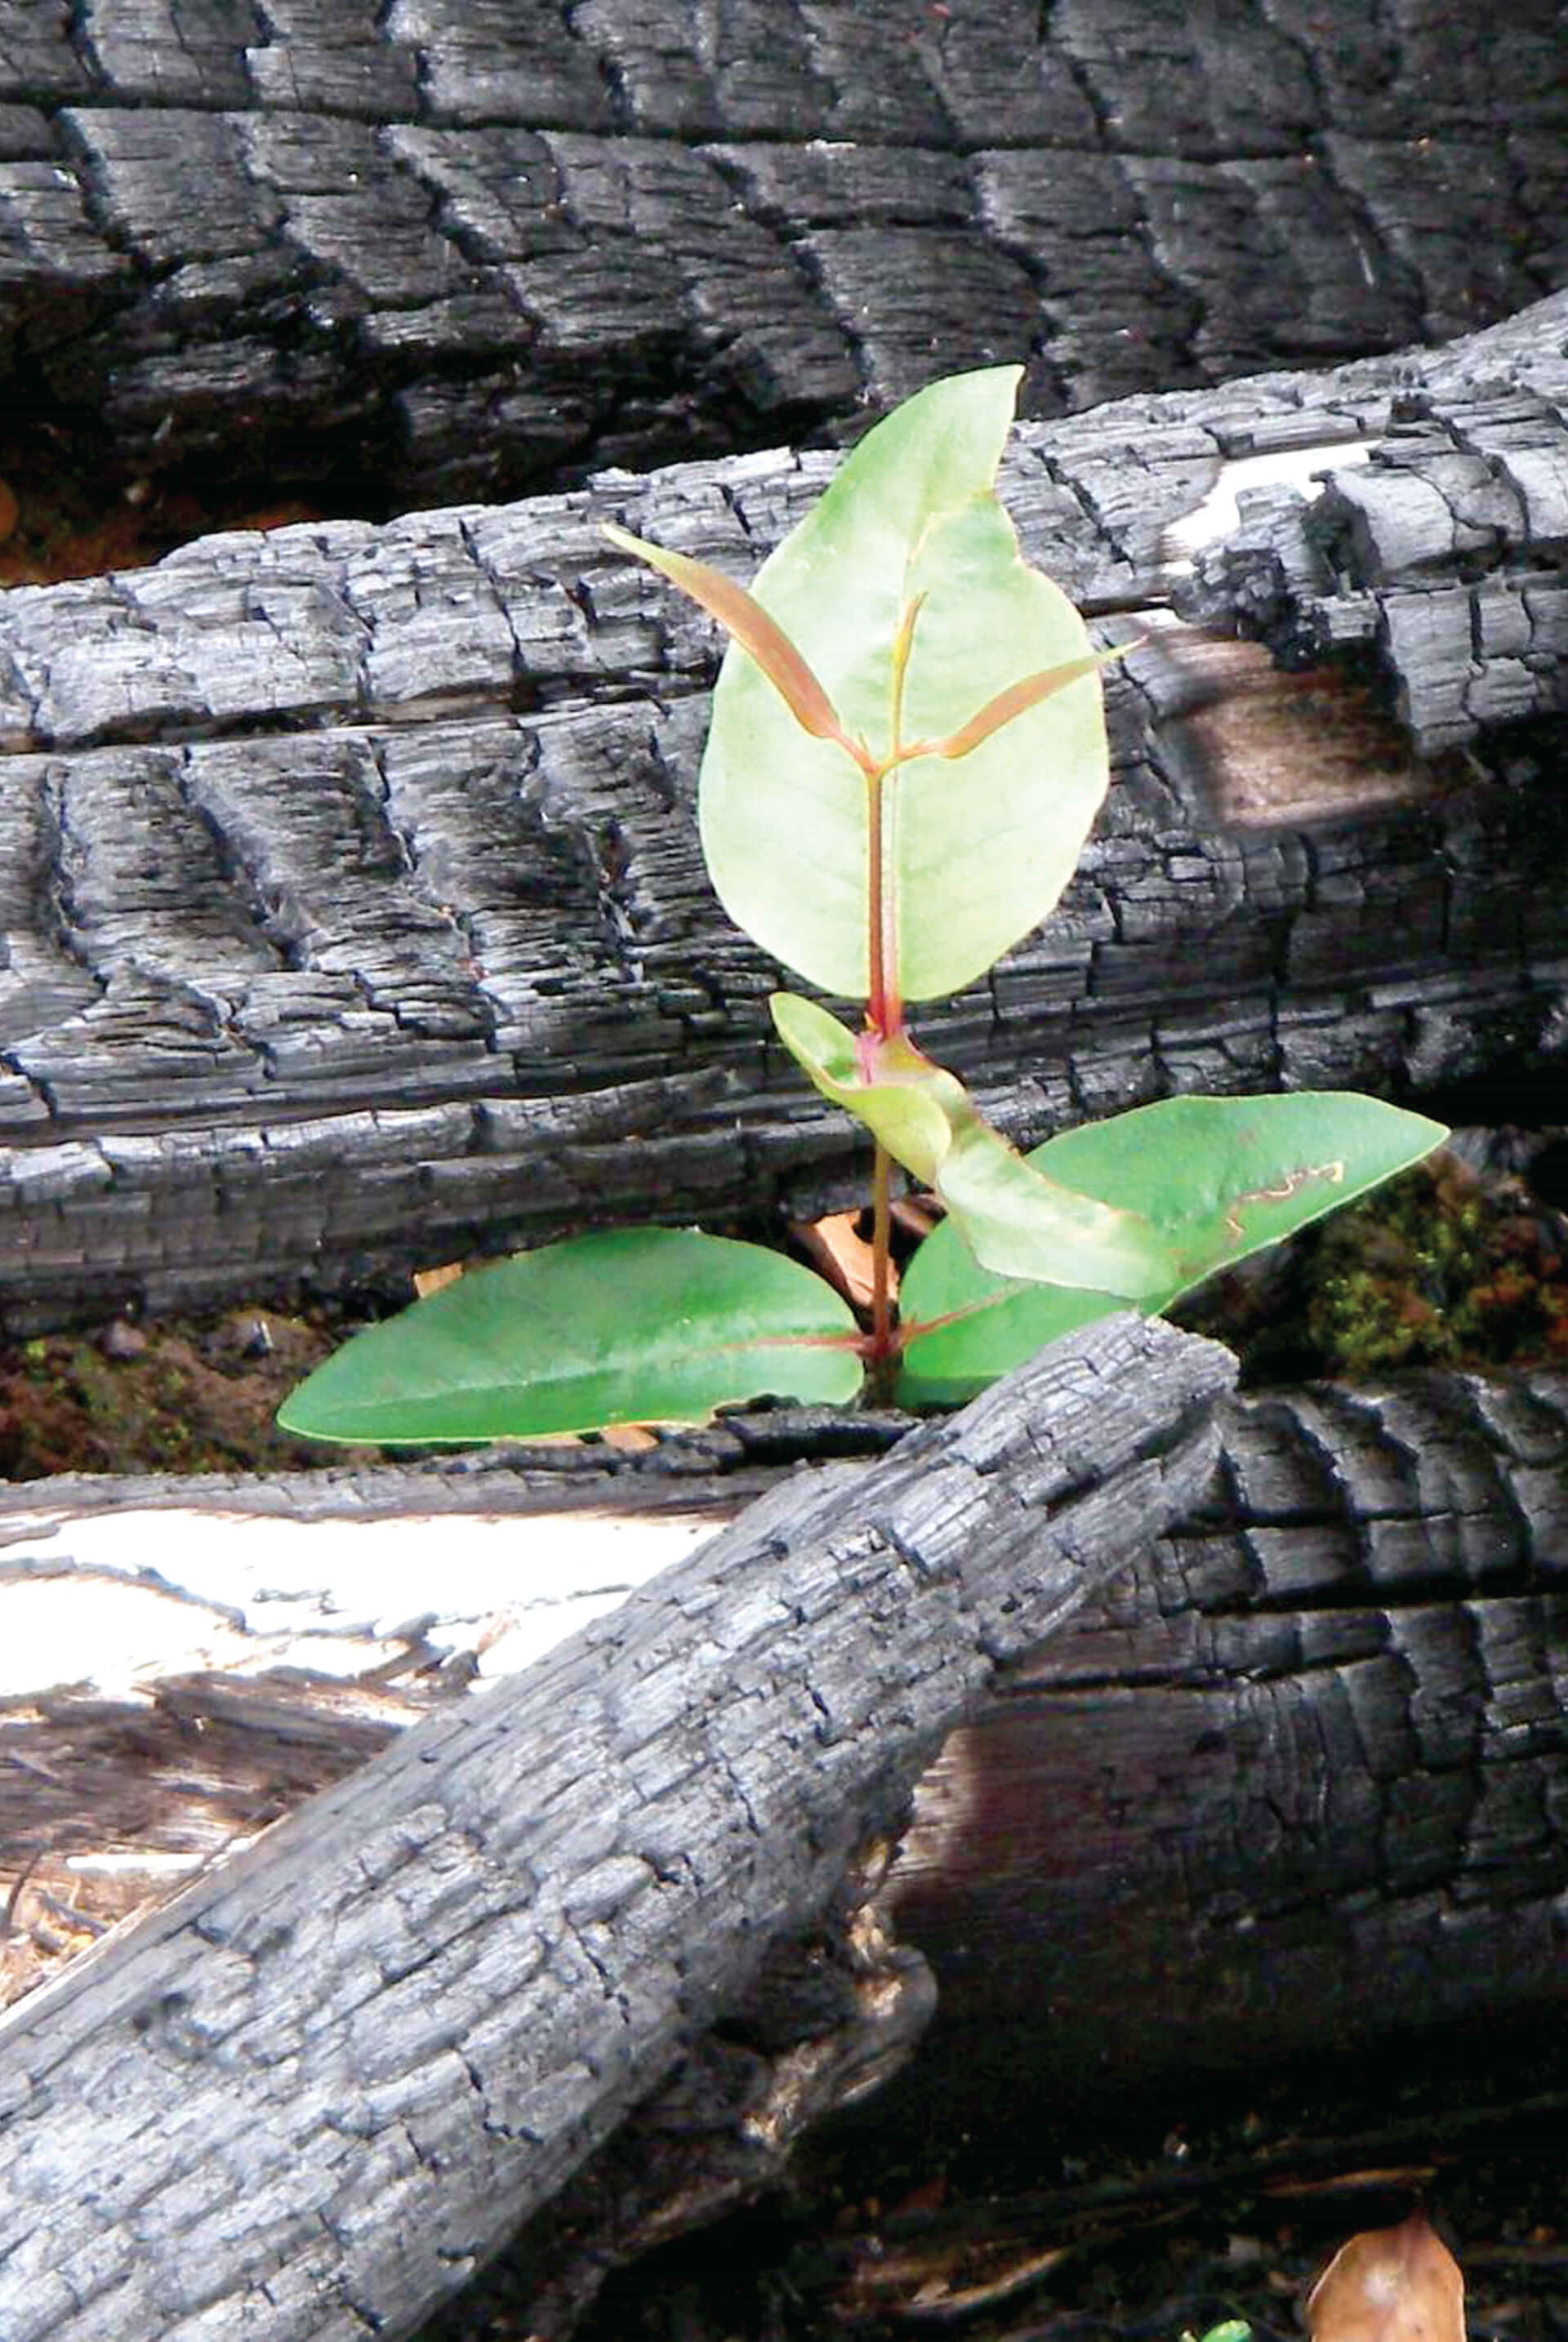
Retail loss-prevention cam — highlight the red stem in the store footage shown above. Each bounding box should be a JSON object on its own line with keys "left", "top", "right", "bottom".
{"left": 862, "top": 592, "right": 924, "bottom": 1394}
{"left": 865, "top": 767, "right": 902, "bottom": 1040}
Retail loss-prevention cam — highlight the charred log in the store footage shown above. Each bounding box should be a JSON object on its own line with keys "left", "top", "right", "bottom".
{"left": 0, "top": 2, "right": 1562, "bottom": 510}
{"left": 1, "top": 1351, "right": 1566, "bottom": 2337}
{"left": 0, "top": 297, "right": 1564, "bottom": 1329}
{"left": 0, "top": 1314, "right": 1232, "bottom": 2342}
{"left": 891, "top": 1360, "right": 1568, "bottom": 2117}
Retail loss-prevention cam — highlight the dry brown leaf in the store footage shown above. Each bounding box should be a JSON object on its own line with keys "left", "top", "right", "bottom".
{"left": 791, "top": 1211, "right": 886, "bottom": 1313}
{"left": 412, "top": 1261, "right": 466, "bottom": 1299}
{"left": 1307, "top": 2213, "right": 1465, "bottom": 2342}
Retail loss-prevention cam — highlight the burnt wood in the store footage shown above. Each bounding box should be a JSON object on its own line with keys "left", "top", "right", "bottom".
{"left": 0, "top": 2, "right": 1562, "bottom": 510}
{"left": 0, "top": 295, "right": 1565, "bottom": 1330}
{"left": 0, "top": 16, "right": 1561, "bottom": 2335}
{"left": 891, "top": 1360, "right": 1568, "bottom": 2115}
{"left": 2, "top": 1352, "right": 1565, "bottom": 2336}
{"left": 443, "top": 1359, "right": 1568, "bottom": 2336}
{"left": 0, "top": 1311, "right": 1233, "bottom": 2342}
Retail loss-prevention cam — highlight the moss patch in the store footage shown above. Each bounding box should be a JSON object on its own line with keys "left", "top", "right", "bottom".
{"left": 0, "top": 1307, "right": 370, "bottom": 1479}
{"left": 1174, "top": 1150, "right": 1568, "bottom": 1386}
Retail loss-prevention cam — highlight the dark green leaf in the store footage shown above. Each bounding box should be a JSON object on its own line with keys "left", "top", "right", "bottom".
{"left": 278, "top": 1227, "right": 862, "bottom": 1444}
{"left": 898, "top": 1093, "right": 1448, "bottom": 1405}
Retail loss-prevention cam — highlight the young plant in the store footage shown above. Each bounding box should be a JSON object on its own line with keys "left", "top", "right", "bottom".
{"left": 279, "top": 371, "right": 1445, "bottom": 1445}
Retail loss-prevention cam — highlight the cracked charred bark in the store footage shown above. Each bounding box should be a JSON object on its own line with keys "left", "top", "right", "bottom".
{"left": 0, "top": 0, "right": 1561, "bottom": 510}
{"left": 2, "top": 1346, "right": 1566, "bottom": 2338}
{"left": 458, "top": 1357, "right": 1568, "bottom": 2337}
{"left": 890, "top": 1361, "right": 1568, "bottom": 2116}
{"left": 0, "top": 294, "right": 1564, "bottom": 1329}
{"left": 0, "top": 1313, "right": 1233, "bottom": 2342}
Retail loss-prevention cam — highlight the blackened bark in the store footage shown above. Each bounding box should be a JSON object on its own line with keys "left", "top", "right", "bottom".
{"left": 3, "top": 1353, "right": 1566, "bottom": 2338}
{"left": 0, "top": 1, "right": 1561, "bottom": 508}
{"left": 0, "top": 296, "right": 1564, "bottom": 1330}
{"left": 892, "top": 1360, "right": 1568, "bottom": 2116}
{"left": 0, "top": 1313, "right": 1232, "bottom": 2342}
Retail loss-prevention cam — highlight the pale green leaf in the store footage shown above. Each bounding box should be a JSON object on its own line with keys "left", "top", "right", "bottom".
{"left": 700, "top": 368, "right": 1111, "bottom": 1002}
{"left": 771, "top": 991, "right": 1167, "bottom": 1296}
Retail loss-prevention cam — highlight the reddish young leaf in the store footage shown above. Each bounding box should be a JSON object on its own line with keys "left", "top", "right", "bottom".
{"left": 913, "top": 649, "right": 1112, "bottom": 762}
{"left": 602, "top": 523, "right": 869, "bottom": 768}
{"left": 1307, "top": 2214, "right": 1465, "bottom": 2342}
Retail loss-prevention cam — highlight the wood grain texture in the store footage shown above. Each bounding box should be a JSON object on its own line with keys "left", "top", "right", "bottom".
{"left": 0, "top": 1312, "right": 1233, "bottom": 2342}
{"left": 893, "top": 1360, "right": 1568, "bottom": 2114}
{"left": 0, "top": 0, "right": 1561, "bottom": 507}
{"left": 0, "top": 295, "right": 1564, "bottom": 1329}
{"left": 2, "top": 1356, "right": 1564, "bottom": 2334}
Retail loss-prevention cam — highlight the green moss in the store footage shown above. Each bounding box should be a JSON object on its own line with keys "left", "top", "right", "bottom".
{"left": 1172, "top": 1150, "right": 1568, "bottom": 1388}
{"left": 1304, "top": 1155, "right": 1568, "bottom": 1381}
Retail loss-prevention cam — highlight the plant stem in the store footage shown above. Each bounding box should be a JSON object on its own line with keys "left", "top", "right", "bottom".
{"left": 865, "top": 765, "right": 900, "bottom": 1040}
{"left": 862, "top": 593, "right": 928, "bottom": 1389}
{"left": 867, "top": 593, "right": 924, "bottom": 1043}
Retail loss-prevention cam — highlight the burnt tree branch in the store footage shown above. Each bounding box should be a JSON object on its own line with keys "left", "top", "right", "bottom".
{"left": 0, "top": 2, "right": 1561, "bottom": 507}
{"left": 0, "top": 1314, "right": 1232, "bottom": 2342}
{"left": 2, "top": 1351, "right": 1566, "bottom": 2335}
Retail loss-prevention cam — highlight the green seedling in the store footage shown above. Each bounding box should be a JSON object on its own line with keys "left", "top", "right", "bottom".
{"left": 279, "top": 369, "right": 1445, "bottom": 1445}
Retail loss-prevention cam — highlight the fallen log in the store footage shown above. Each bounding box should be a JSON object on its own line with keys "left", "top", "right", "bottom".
{"left": 2, "top": 1351, "right": 1565, "bottom": 2337}
{"left": 0, "top": 1313, "right": 1234, "bottom": 2342}
{"left": 890, "top": 1360, "right": 1568, "bottom": 2117}
{"left": 1, "top": 2, "right": 1561, "bottom": 509}
{"left": 0, "top": 296, "right": 1565, "bottom": 1329}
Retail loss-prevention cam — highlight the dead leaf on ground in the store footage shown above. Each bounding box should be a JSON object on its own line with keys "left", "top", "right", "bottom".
{"left": 412, "top": 1261, "right": 466, "bottom": 1299}
{"left": 1307, "top": 2212, "right": 1465, "bottom": 2342}
{"left": 791, "top": 1211, "right": 886, "bottom": 1312}
{"left": 599, "top": 1424, "right": 660, "bottom": 1452}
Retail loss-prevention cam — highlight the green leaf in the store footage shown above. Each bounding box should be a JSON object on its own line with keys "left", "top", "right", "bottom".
{"left": 698, "top": 367, "right": 1111, "bottom": 1002}
{"left": 278, "top": 1227, "right": 862, "bottom": 1445}
{"left": 771, "top": 991, "right": 1169, "bottom": 1296}
{"left": 897, "top": 1093, "right": 1449, "bottom": 1405}
{"left": 771, "top": 990, "right": 964, "bottom": 1185}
